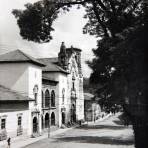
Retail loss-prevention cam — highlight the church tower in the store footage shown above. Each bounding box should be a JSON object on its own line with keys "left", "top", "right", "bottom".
{"left": 58, "top": 42, "right": 68, "bottom": 70}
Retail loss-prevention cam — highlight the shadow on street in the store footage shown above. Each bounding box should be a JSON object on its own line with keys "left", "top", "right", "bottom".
{"left": 54, "top": 135, "right": 134, "bottom": 145}
{"left": 76, "top": 124, "right": 127, "bottom": 130}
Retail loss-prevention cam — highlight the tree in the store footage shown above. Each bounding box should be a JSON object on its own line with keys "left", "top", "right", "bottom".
{"left": 12, "top": 0, "right": 148, "bottom": 147}
{"left": 12, "top": 0, "right": 145, "bottom": 42}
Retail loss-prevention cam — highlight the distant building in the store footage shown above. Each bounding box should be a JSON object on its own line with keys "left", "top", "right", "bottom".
{"left": 84, "top": 93, "right": 101, "bottom": 122}
{"left": 0, "top": 42, "right": 84, "bottom": 140}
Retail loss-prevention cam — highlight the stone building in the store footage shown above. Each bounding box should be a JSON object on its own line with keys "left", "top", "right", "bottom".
{"left": 39, "top": 42, "right": 84, "bottom": 128}
{"left": 84, "top": 93, "right": 101, "bottom": 122}
{"left": 0, "top": 42, "right": 84, "bottom": 140}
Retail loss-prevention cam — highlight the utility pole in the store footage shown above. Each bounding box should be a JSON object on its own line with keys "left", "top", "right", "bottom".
{"left": 48, "top": 98, "right": 50, "bottom": 138}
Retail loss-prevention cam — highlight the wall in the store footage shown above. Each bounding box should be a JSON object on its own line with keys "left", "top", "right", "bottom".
{"left": 58, "top": 73, "right": 68, "bottom": 126}
{"left": 0, "top": 110, "right": 29, "bottom": 138}
{"left": 28, "top": 64, "right": 42, "bottom": 136}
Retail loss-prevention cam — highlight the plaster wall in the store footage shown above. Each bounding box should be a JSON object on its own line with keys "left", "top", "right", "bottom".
{"left": 0, "top": 110, "right": 29, "bottom": 138}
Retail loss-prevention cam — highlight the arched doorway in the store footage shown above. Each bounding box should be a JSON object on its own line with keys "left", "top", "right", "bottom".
{"left": 41, "top": 115, "right": 44, "bottom": 129}
{"left": 45, "top": 113, "right": 49, "bottom": 128}
{"left": 71, "top": 104, "right": 76, "bottom": 123}
{"left": 62, "top": 112, "right": 65, "bottom": 124}
{"left": 51, "top": 112, "right": 55, "bottom": 125}
{"left": 33, "top": 117, "right": 38, "bottom": 134}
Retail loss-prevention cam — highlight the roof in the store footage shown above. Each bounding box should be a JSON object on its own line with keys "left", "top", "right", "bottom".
{"left": 0, "top": 50, "right": 45, "bottom": 67}
{"left": 38, "top": 58, "right": 68, "bottom": 74}
{"left": 38, "top": 57, "right": 58, "bottom": 63}
{"left": 42, "top": 76, "right": 58, "bottom": 83}
{"left": 84, "top": 93, "right": 94, "bottom": 101}
{"left": 66, "top": 47, "right": 82, "bottom": 52}
{"left": 0, "top": 85, "right": 32, "bottom": 101}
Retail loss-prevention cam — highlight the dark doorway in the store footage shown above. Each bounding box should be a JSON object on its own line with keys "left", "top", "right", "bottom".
{"left": 41, "top": 116, "right": 44, "bottom": 129}
{"left": 45, "top": 113, "right": 49, "bottom": 128}
{"left": 33, "top": 117, "right": 38, "bottom": 133}
{"left": 71, "top": 104, "right": 76, "bottom": 123}
{"left": 51, "top": 112, "right": 55, "bottom": 125}
{"left": 62, "top": 112, "right": 65, "bottom": 124}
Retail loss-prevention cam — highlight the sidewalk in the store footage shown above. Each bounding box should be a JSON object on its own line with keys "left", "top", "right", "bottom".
{"left": 0, "top": 126, "right": 75, "bottom": 148}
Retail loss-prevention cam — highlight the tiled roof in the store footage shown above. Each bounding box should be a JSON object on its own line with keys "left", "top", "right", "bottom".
{"left": 0, "top": 85, "right": 32, "bottom": 101}
{"left": 38, "top": 58, "right": 68, "bottom": 74}
{"left": 0, "top": 50, "right": 45, "bottom": 67}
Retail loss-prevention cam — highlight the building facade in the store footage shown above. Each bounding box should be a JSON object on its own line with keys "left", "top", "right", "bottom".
{"left": 0, "top": 42, "right": 84, "bottom": 140}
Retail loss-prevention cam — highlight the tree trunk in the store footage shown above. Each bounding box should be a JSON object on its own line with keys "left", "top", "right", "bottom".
{"left": 132, "top": 116, "right": 148, "bottom": 148}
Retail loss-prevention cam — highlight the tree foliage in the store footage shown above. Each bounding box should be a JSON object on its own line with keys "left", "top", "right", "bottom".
{"left": 13, "top": 0, "right": 146, "bottom": 42}
{"left": 87, "top": 1, "right": 148, "bottom": 110}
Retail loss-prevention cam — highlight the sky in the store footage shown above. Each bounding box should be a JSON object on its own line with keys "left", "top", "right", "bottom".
{"left": 0, "top": 0, "right": 97, "bottom": 77}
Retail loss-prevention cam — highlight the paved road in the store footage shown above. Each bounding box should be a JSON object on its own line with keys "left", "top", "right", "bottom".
{"left": 24, "top": 114, "right": 134, "bottom": 148}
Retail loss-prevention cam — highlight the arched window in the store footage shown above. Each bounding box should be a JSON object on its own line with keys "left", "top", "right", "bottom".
{"left": 33, "top": 85, "right": 38, "bottom": 105}
{"left": 51, "top": 90, "right": 55, "bottom": 107}
{"left": 62, "top": 88, "right": 65, "bottom": 104}
{"left": 45, "top": 90, "right": 50, "bottom": 108}
{"left": 42, "top": 91, "right": 44, "bottom": 108}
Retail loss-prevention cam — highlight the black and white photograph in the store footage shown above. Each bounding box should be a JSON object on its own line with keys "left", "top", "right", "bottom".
{"left": 0, "top": 0, "right": 148, "bottom": 148}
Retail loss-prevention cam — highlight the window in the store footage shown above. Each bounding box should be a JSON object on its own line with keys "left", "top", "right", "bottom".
{"left": 42, "top": 91, "right": 44, "bottom": 108}
{"left": 51, "top": 90, "right": 55, "bottom": 107}
{"left": 45, "top": 90, "right": 50, "bottom": 108}
{"left": 18, "top": 116, "right": 22, "bottom": 126}
{"left": 72, "top": 81, "right": 75, "bottom": 91}
{"left": 1, "top": 119, "right": 6, "bottom": 129}
{"left": 62, "top": 88, "right": 65, "bottom": 104}
{"left": 33, "top": 85, "right": 38, "bottom": 105}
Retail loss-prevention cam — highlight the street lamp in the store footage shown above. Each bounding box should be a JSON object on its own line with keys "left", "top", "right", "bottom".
{"left": 48, "top": 98, "right": 51, "bottom": 138}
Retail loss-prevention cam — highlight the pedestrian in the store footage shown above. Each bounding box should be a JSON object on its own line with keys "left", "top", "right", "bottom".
{"left": 7, "top": 137, "right": 11, "bottom": 148}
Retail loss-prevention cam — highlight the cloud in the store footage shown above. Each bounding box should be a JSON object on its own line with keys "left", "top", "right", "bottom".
{"left": 0, "top": 0, "right": 97, "bottom": 77}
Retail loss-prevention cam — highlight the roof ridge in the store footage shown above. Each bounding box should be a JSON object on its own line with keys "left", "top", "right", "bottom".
{"left": 0, "top": 49, "right": 45, "bottom": 67}
{"left": 16, "top": 49, "right": 30, "bottom": 61}
{"left": 38, "top": 57, "right": 57, "bottom": 59}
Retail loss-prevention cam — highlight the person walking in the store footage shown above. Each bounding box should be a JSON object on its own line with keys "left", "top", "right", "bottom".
{"left": 7, "top": 137, "right": 11, "bottom": 148}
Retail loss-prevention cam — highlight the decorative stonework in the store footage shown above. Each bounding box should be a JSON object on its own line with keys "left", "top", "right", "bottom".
{"left": 58, "top": 42, "right": 68, "bottom": 70}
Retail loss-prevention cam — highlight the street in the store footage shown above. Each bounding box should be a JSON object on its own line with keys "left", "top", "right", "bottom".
{"left": 24, "top": 114, "right": 134, "bottom": 148}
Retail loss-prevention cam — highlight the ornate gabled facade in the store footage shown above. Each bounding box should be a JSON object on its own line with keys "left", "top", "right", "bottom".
{"left": 0, "top": 42, "right": 84, "bottom": 141}
{"left": 40, "top": 42, "right": 84, "bottom": 128}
